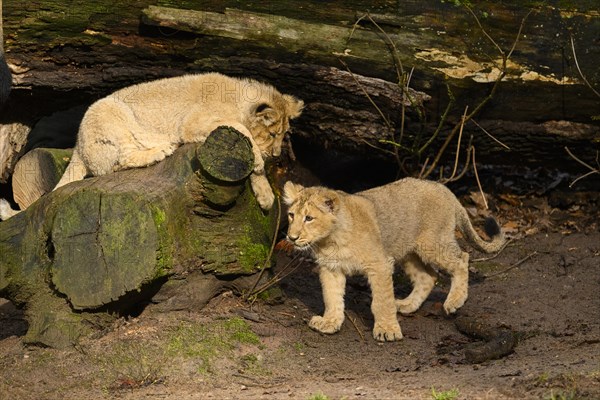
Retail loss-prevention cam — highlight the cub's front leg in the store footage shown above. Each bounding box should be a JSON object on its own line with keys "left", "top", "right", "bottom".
{"left": 309, "top": 267, "right": 346, "bottom": 334}
{"left": 250, "top": 173, "right": 275, "bottom": 210}
{"left": 367, "top": 261, "right": 403, "bottom": 341}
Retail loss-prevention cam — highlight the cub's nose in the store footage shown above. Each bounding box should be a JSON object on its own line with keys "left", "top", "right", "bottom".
{"left": 287, "top": 234, "right": 299, "bottom": 242}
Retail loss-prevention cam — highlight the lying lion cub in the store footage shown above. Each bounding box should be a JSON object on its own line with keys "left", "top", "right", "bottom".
{"left": 0, "top": 73, "right": 303, "bottom": 220}
{"left": 283, "top": 178, "right": 506, "bottom": 341}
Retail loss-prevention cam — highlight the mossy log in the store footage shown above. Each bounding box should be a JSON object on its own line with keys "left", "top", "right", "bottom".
{"left": 0, "top": 127, "right": 278, "bottom": 348}
{"left": 1, "top": 0, "right": 598, "bottom": 171}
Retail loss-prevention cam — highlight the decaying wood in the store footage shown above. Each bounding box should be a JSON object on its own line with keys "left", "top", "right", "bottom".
{"left": 12, "top": 147, "right": 71, "bottom": 209}
{"left": 0, "top": 122, "right": 29, "bottom": 182}
{"left": 1, "top": 0, "right": 597, "bottom": 171}
{"left": 0, "top": 127, "right": 278, "bottom": 348}
{"left": 455, "top": 315, "right": 517, "bottom": 364}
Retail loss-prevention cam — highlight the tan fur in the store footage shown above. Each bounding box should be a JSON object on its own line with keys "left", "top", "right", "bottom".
{"left": 0, "top": 73, "right": 303, "bottom": 220}
{"left": 283, "top": 178, "right": 506, "bottom": 342}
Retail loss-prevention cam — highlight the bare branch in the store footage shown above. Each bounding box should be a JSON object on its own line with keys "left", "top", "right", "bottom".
{"left": 565, "top": 147, "right": 600, "bottom": 187}
{"left": 570, "top": 35, "right": 600, "bottom": 98}
{"left": 441, "top": 106, "right": 468, "bottom": 183}
{"left": 472, "top": 146, "right": 488, "bottom": 210}
{"left": 338, "top": 58, "right": 392, "bottom": 128}
{"left": 471, "top": 119, "right": 511, "bottom": 150}
{"left": 245, "top": 196, "right": 282, "bottom": 301}
{"left": 465, "top": 5, "right": 504, "bottom": 56}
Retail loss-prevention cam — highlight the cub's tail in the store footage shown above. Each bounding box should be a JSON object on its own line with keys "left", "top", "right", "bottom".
{"left": 53, "top": 149, "right": 88, "bottom": 190}
{"left": 456, "top": 206, "right": 506, "bottom": 253}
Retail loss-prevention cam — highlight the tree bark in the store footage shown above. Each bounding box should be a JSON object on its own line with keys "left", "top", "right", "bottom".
{"left": 0, "top": 0, "right": 10, "bottom": 107}
{"left": 1, "top": 0, "right": 598, "bottom": 171}
{"left": 0, "top": 127, "right": 278, "bottom": 348}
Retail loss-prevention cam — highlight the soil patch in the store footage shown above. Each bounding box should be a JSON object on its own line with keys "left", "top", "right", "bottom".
{"left": 1, "top": 185, "right": 599, "bottom": 400}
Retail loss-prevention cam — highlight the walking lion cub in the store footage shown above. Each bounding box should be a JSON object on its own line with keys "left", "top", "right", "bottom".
{"left": 0, "top": 73, "right": 303, "bottom": 220}
{"left": 283, "top": 178, "right": 506, "bottom": 341}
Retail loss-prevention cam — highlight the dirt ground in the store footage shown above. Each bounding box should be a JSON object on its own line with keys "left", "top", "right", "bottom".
{"left": 1, "top": 173, "right": 599, "bottom": 400}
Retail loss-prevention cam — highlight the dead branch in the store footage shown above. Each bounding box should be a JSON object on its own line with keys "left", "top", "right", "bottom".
{"left": 565, "top": 147, "right": 600, "bottom": 187}
{"left": 570, "top": 35, "right": 600, "bottom": 99}
{"left": 486, "top": 251, "right": 538, "bottom": 278}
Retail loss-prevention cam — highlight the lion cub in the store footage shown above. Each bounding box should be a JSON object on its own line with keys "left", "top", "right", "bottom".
{"left": 0, "top": 73, "right": 303, "bottom": 220}
{"left": 283, "top": 178, "right": 506, "bottom": 342}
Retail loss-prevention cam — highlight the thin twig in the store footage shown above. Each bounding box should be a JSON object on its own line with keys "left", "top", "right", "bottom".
{"left": 445, "top": 136, "right": 474, "bottom": 183}
{"left": 565, "top": 147, "right": 600, "bottom": 188}
{"left": 445, "top": 106, "right": 468, "bottom": 182}
{"left": 465, "top": 5, "right": 504, "bottom": 56}
{"left": 249, "top": 253, "right": 304, "bottom": 298}
{"left": 418, "top": 157, "right": 430, "bottom": 179}
{"left": 472, "top": 238, "right": 513, "bottom": 262}
{"left": 365, "top": 13, "right": 404, "bottom": 81}
{"left": 486, "top": 251, "right": 537, "bottom": 278}
{"left": 570, "top": 35, "right": 600, "bottom": 98}
{"left": 424, "top": 6, "right": 532, "bottom": 179}
{"left": 418, "top": 85, "right": 455, "bottom": 154}
{"left": 361, "top": 139, "right": 397, "bottom": 156}
{"left": 339, "top": 58, "right": 392, "bottom": 128}
{"left": 472, "top": 146, "right": 488, "bottom": 210}
{"left": 244, "top": 196, "right": 282, "bottom": 301}
{"left": 471, "top": 119, "right": 511, "bottom": 150}
{"left": 507, "top": 9, "right": 533, "bottom": 60}
{"left": 565, "top": 146, "right": 598, "bottom": 172}
{"left": 344, "top": 311, "right": 366, "bottom": 342}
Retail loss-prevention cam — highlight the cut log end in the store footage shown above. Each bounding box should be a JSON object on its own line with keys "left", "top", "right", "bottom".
{"left": 197, "top": 126, "right": 255, "bottom": 183}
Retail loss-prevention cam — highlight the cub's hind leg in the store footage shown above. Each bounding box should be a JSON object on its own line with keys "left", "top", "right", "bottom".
{"left": 441, "top": 249, "right": 469, "bottom": 314}
{"left": 78, "top": 98, "right": 175, "bottom": 176}
{"left": 309, "top": 267, "right": 346, "bottom": 334}
{"left": 418, "top": 240, "right": 469, "bottom": 314}
{"left": 118, "top": 145, "right": 176, "bottom": 169}
{"left": 396, "top": 253, "right": 437, "bottom": 314}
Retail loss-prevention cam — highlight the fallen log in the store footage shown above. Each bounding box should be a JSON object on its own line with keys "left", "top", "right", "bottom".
{"left": 1, "top": 0, "right": 598, "bottom": 171}
{"left": 0, "top": 126, "right": 278, "bottom": 348}
{"left": 11, "top": 147, "right": 71, "bottom": 209}
{"left": 0, "top": 122, "right": 29, "bottom": 183}
{"left": 455, "top": 315, "right": 517, "bottom": 364}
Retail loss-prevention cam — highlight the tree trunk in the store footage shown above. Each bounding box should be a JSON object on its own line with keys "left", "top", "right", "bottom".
{"left": 0, "top": 127, "right": 278, "bottom": 348}
{"left": 0, "top": 0, "right": 598, "bottom": 172}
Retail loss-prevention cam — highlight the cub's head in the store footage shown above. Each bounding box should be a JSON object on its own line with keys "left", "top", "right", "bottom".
{"left": 248, "top": 94, "right": 303, "bottom": 158}
{"left": 283, "top": 181, "right": 340, "bottom": 250}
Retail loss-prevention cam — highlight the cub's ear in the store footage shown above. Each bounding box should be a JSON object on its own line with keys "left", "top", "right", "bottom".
{"left": 283, "top": 95, "right": 304, "bottom": 119}
{"left": 320, "top": 192, "right": 340, "bottom": 214}
{"left": 254, "top": 103, "right": 279, "bottom": 127}
{"left": 283, "top": 181, "right": 303, "bottom": 205}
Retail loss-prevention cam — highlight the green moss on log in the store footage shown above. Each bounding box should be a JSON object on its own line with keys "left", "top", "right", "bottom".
{"left": 50, "top": 189, "right": 160, "bottom": 310}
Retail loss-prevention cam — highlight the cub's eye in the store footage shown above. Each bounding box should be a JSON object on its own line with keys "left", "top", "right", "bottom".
{"left": 269, "top": 132, "right": 277, "bottom": 138}
{"left": 288, "top": 212, "right": 294, "bottom": 219}
{"left": 304, "top": 215, "right": 314, "bottom": 222}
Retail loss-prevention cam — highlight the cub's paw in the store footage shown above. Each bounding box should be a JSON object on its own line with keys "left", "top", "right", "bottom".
{"left": 395, "top": 298, "right": 419, "bottom": 315}
{"left": 309, "top": 315, "right": 342, "bottom": 334}
{"left": 443, "top": 297, "right": 466, "bottom": 315}
{"left": 253, "top": 153, "right": 265, "bottom": 174}
{"left": 250, "top": 176, "right": 274, "bottom": 210}
{"left": 372, "top": 321, "right": 403, "bottom": 342}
